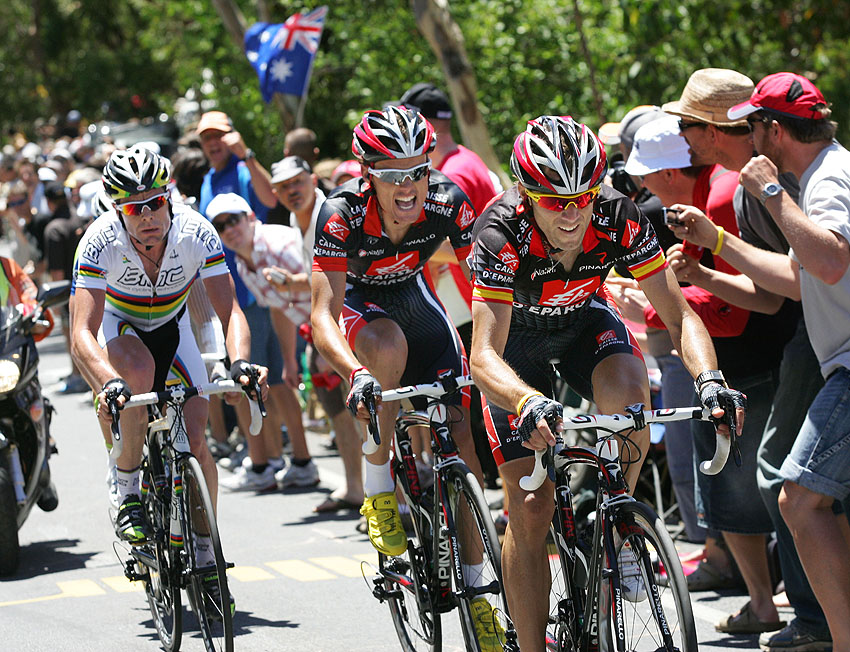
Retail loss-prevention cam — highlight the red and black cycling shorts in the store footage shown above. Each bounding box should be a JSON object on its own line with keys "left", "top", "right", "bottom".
{"left": 482, "top": 293, "right": 643, "bottom": 466}
{"left": 340, "top": 274, "right": 470, "bottom": 409}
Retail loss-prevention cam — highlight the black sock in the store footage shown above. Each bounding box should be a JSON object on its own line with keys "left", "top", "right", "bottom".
{"left": 251, "top": 463, "right": 268, "bottom": 473}
{"left": 291, "top": 458, "right": 312, "bottom": 468}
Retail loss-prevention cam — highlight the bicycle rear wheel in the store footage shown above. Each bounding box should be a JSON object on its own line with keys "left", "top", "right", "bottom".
{"left": 140, "top": 452, "right": 182, "bottom": 652}
{"left": 546, "top": 523, "right": 587, "bottom": 652}
{"left": 445, "top": 466, "right": 513, "bottom": 651}
{"left": 181, "top": 456, "right": 233, "bottom": 652}
{"left": 597, "top": 501, "right": 697, "bottom": 652}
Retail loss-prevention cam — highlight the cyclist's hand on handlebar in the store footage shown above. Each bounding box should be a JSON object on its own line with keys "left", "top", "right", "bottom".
{"left": 346, "top": 369, "right": 382, "bottom": 422}
{"left": 228, "top": 359, "right": 269, "bottom": 403}
{"left": 516, "top": 394, "right": 562, "bottom": 450}
{"left": 97, "top": 377, "right": 131, "bottom": 425}
{"left": 700, "top": 382, "right": 746, "bottom": 438}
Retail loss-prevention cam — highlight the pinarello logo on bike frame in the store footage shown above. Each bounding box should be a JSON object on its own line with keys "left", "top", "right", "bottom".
{"left": 539, "top": 277, "right": 600, "bottom": 307}
{"left": 497, "top": 244, "right": 519, "bottom": 271}
{"left": 456, "top": 202, "right": 476, "bottom": 230}
{"left": 366, "top": 251, "right": 421, "bottom": 276}
{"left": 323, "top": 213, "right": 350, "bottom": 240}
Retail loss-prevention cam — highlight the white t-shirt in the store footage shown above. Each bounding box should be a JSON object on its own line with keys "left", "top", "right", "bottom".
{"left": 298, "top": 188, "right": 326, "bottom": 281}
{"left": 789, "top": 141, "right": 850, "bottom": 377}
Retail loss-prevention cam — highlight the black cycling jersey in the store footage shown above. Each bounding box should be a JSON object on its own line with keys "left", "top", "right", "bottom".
{"left": 469, "top": 184, "right": 667, "bottom": 330}
{"left": 312, "top": 170, "right": 475, "bottom": 286}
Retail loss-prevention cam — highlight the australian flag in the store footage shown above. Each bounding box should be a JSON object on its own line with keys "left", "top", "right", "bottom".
{"left": 244, "top": 6, "right": 327, "bottom": 102}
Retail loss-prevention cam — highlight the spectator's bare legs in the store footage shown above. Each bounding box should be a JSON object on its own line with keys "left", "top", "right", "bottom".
{"left": 235, "top": 396, "right": 271, "bottom": 467}
{"left": 721, "top": 533, "right": 778, "bottom": 623}
{"left": 327, "top": 411, "right": 363, "bottom": 503}
{"left": 780, "top": 481, "right": 850, "bottom": 649}
{"left": 207, "top": 396, "right": 229, "bottom": 445}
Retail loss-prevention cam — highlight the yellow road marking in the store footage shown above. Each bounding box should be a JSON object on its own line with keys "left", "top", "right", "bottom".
{"left": 57, "top": 580, "right": 107, "bottom": 597}
{"left": 309, "top": 556, "right": 365, "bottom": 578}
{"left": 266, "top": 560, "right": 336, "bottom": 581}
{"left": 229, "top": 566, "right": 275, "bottom": 582}
{"left": 102, "top": 576, "right": 144, "bottom": 593}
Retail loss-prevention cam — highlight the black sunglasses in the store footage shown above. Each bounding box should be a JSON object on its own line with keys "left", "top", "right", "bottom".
{"left": 212, "top": 212, "right": 244, "bottom": 233}
{"left": 746, "top": 113, "right": 772, "bottom": 130}
{"left": 678, "top": 119, "right": 707, "bottom": 131}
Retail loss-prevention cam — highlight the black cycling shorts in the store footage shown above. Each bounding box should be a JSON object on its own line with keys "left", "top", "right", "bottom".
{"left": 482, "top": 293, "right": 643, "bottom": 466}
{"left": 340, "top": 274, "right": 469, "bottom": 409}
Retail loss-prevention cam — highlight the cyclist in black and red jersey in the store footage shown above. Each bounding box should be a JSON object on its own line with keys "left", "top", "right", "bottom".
{"left": 311, "top": 105, "right": 484, "bottom": 545}
{"left": 468, "top": 115, "right": 746, "bottom": 652}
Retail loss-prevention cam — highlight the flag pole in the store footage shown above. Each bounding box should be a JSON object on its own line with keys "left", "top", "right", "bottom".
{"left": 294, "top": 5, "right": 327, "bottom": 128}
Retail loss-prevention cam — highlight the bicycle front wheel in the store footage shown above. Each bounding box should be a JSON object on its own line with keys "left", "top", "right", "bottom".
{"left": 445, "top": 466, "right": 513, "bottom": 651}
{"left": 140, "top": 450, "right": 182, "bottom": 652}
{"left": 181, "top": 456, "right": 234, "bottom": 652}
{"left": 597, "top": 501, "right": 697, "bottom": 652}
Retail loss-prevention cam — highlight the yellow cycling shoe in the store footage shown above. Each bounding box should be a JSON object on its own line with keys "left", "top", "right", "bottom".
{"left": 470, "top": 597, "right": 507, "bottom": 652}
{"left": 360, "top": 492, "right": 407, "bottom": 556}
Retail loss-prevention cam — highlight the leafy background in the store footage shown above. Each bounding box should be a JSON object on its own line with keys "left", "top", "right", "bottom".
{"left": 3, "top": 0, "right": 847, "bottom": 170}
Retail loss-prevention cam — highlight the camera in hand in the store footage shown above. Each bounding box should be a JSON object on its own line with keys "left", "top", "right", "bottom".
{"left": 609, "top": 155, "right": 638, "bottom": 197}
{"left": 663, "top": 207, "right": 684, "bottom": 226}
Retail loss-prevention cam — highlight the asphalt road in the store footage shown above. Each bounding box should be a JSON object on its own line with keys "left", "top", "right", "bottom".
{"left": 0, "top": 329, "right": 787, "bottom": 651}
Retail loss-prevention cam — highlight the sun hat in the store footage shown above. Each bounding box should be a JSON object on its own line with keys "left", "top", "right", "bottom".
{"left": 270, "top": 156, "right": 312, "bottom": 184}
{"left": 662, "top": 68, "right": 754, "bottom": 127}
{"left": 624, "top": 116, "right": 692, "bottom": 176}
{"left": 205, "top": 192, "right": 252, "bottom": 221}
{"left": 196, "top": 111, "right": 233, "bottom": 135}
{"left": 727, "top": 72, "right": 829, "bottom": 121}
{"left": 331, "top": 159, "right": 362, "bottom": 185}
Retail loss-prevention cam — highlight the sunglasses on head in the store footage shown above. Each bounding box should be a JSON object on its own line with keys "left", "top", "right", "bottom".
{"left": 525, "top": 186, "right": 600, "bottom": 212}
{"left": 367, "top": 162, "right": 431, "bottom": 185}
{"left": 115, "top": 192, "right": 169, "bottom": 217}
{"left": 212, "top": 212, "right": 244, "bottom": 233}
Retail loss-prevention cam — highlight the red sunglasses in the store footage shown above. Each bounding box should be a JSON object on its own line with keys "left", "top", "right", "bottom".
{"left": 115, "top": 192, "right": 169, "bottom": 217}
{"left": 525, "top": 186, "right": 600, "bottom": 212}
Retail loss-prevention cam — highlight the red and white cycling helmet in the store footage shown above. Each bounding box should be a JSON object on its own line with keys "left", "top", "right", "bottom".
{"left": 351, "top": 106, "right": 436, "bottom": 163}
{"left": 102, "top": 145, "right": 172, "bottom": 201}
{"left": 511, "top": 116, "right": 608, "bottom": 195}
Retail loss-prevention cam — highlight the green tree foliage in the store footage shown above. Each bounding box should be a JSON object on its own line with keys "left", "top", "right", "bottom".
{"left": 3, "top": 0, "right": 849, "bottom": 170}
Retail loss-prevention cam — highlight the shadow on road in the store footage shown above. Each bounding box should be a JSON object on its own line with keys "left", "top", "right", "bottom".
{"left": 1, "top": 538, "right": 97, "bottom": 581}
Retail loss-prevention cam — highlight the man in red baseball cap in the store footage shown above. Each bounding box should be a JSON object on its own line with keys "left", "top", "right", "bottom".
{"left": 671, "top": 72, "right": 850, "bottom": 651}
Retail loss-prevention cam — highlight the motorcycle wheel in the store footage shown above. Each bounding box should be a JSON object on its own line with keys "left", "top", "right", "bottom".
{"left": 0, "top": 463, "right": 20, "bottom": 576}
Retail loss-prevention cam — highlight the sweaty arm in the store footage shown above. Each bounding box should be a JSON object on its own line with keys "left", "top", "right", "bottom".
{"left": 311, "top": 269, "right": 362, "bottom": 380}
{"left": 203, "top": 273, "right": 251, "bottom": 362}
{"left": 70, "top": 286, "right": 118, "bottom": 389}
{"left": 637, "top": 266, "right": 719, "bottom": 378}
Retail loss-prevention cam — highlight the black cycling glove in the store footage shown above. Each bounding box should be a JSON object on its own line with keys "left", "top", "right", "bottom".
{"left": 516, "top": 395, "right": 562, "bottom": 443}
{"left": 700, "top": 382, "right": 747, "bottom": 435}
{"left": 102, "top": 378, "right": 131, "bottom": 405}
{"left": 346, "top": 370, "right": 382, "bottom": 417}
{"left": 230, "top": 359, "right": 259, "bottom": 399}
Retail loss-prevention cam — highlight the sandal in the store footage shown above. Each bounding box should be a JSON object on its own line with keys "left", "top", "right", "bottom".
{"left": 687, "top": 558, "right": 743, "bottom": 592}
{"left": 715, "top": 601, "right": 786, "bottom": 635}
{"left": 314, "top": 495, "right": 361, "bottom": 513}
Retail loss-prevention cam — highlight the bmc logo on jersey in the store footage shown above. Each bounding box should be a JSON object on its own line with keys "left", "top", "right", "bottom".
{"left": 323, "top": 213, "right": 350, "bottom": 240}
{"left": 596, "top": 330, "right": 617, "bottom": 344}
{"left": 539, "top": 277, "right": 600, "bottom": 307}
{"left": 366, "top": 251, "right": 421, "bottom": 276}
{"left": 497, "top": 244, "right": 519, "bottom": 271}
{"left": 456, "top": 202, "right": 476, "bottom": 230}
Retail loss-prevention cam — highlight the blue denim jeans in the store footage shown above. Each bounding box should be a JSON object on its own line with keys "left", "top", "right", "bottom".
{"left": 243, "top": 302, "right": 284, "bottom": 386}
{"left": 657, "top": 354, "right": 706, "bottom": 543}
{"left": 757, "top": 318, "right": 830, "bottom": 637}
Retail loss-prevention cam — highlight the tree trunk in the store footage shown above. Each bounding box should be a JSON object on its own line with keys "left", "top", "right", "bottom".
{"left": 209, "top": 0, "right": 295, "bottom": 131}
{"left": 410, "top": 0, "right": 510, "bottom": 189}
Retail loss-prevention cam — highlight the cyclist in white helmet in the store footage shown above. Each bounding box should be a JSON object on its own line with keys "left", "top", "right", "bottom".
{"left": 468, "top": 116, "right": 745, "bottom": 652}
{"left": 70, "top": 146, "right": 269, "bottom": 557}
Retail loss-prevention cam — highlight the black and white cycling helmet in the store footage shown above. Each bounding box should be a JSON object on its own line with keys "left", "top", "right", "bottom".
{"left": 511, "top": 115, "right": 608, "bottom": 194}
{"left": 351, "top": 106, "right": 436, "bottom": 163}
{"left": 102, "top": 145, "right": 172, "bottom": 201}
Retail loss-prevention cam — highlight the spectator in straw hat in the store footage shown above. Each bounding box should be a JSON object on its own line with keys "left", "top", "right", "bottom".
{"left": 664, "top": 69, "right": 832, "bottom": 651}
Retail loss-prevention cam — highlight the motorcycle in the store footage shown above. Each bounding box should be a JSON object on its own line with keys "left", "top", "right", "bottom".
{"left": 0, "top": 280, "right": 71, "bottom": 576}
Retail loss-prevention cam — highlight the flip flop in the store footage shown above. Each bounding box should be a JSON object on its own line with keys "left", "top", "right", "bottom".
{"left": 715, "top": 601, "right": 786, "bottom": 635}
{"left": 314, "top": 496, "right": 361, "bottom": 513}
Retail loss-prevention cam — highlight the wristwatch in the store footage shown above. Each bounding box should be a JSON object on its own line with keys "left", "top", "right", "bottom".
{"left": 694, "top": 370, "right": 727, "bottom": 393}
{"left": 759, "top": 182, "right": 783, "bottom": 204}
{"left": 242, "top": 148, "right": 256, "bottom": 161}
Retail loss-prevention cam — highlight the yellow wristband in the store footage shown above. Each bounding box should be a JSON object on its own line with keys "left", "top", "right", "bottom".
{"left": 712, "top": 227, "right": 725, "bottom": 256}
{"left": 516, "top": 391, "right": 544, "bottom": 417}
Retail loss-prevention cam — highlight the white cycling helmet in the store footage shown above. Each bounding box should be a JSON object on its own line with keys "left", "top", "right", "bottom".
{"left": 511, "top": 115, "right": 608, "bottom": 194}
{"left": 351, "top": 106, "right": 436, "bottom": 163}
{"left": 102, "top": 145, "right": 172, "bottom": 201}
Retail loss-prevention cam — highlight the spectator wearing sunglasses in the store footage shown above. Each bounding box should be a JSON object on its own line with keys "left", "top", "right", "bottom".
{"left": 664, "top": 68, "right": 830, "bottom": 650}
{"left": 468, "top": 115, "right": 745, "bottom": 652}
{"left": 310, "top": 107, "right": 486, "bottom": 563}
